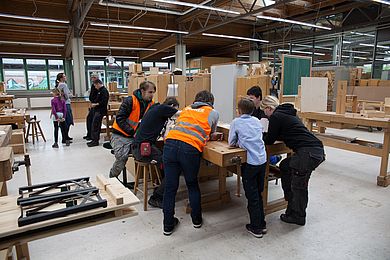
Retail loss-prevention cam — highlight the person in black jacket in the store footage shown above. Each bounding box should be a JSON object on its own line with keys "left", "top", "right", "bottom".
{"left": 84, "top": 73, "right": 99, "bottom": 140}
{"left": 87, "top": 79, "right": 109, "bottom": 147}
{"left": 132, "top": 97, "right": 179, "bottom": 208}
{"left": 261, "top": 95, "right": 325, "bottom": 226}
{"left": 109, "top": 81, "right": 155, "bottom": 179}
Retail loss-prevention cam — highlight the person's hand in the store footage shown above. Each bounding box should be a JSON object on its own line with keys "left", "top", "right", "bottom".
{"left": 91, "top": 103, "right": 98, "bottom": 108}
{"left": 210, "top": 132, "right": 223, "bottom": 141}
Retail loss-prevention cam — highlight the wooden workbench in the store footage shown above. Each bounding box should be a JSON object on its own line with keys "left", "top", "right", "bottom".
{"left": 70, "top": 98, "right": 90, "bottom": 122}
{"left": 0, "top": 110, "right": 29, "bottom": 130}
{"left": 0, "top": 126, "right": 13, "bottom": 197}
{"left": 0, "top": 176, "right": 139, "bottom": 260}
{"left": 301, "top": 111, "right": 390, "bottom": 187}
{"left": 0, "top": 95, "right": 14, "bottom": 109}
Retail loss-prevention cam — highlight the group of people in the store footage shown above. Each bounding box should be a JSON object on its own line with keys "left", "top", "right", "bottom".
{"left": 51, "top": 73, "right": 325, "bottom": 238}
{"left": 106, "top": 80, "right": 325, "bottom": 238}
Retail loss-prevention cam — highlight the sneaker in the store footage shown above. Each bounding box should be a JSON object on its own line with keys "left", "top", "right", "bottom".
{"left": 280, "top": 214, "right": 305, "bottom": 226}
{"left": 83, "top": 135, "right": 90, "bottom": 140}
{"left": 192, "top": 217, "right": 203, "bottom": 228}
{"left": 261, "top": 226, "right": 268, "bottom": 234}
{"left": 103, "top": 142, "right": 113, "bottom": 150}
{"left": 52, "top": 143, "right": 59, "bottom": 148}
{"left": 246, "top": 224, "right": 263, "bottom": 238}
{"left": 148, "top": 196, "right": 163, "bottom": 209}
{"left": 62, "top": 140, "right": 73, "bottom": 144}
{"left": 163, "top": 217, "right": 179, "bottom": 236}
{"left": 68, "top": 137, "right": 73, "bottom": 140}
{"left": 65, "top": 140, "right": 71, "bottom": 146}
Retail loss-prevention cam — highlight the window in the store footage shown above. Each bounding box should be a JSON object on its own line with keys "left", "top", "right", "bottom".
{"left": 86, "top": 60, "right": 105, "bottom": 89}
{"left": 26, "top": 59, "right": 48, "bottom": 90}
{"left": 107, "top": 62, "right": 123, "bottom": 88}
{"left": 3, "top": 58, "right": 27, "bottom": 90}
{"left": 155, "top": 62, "right": 169, "bottom": 69}
{"left": 48, "top": 60, "right": 64, "bottom": 89}
{"left": 141, "top": 62, "right": 154, "bottom": 69}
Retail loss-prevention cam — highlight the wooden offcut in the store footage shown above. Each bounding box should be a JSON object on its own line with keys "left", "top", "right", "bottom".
{"left": 336, "top": 80, "right": 347, "bottom": 114}
{"left": 0, "top": 147, "right": 13, "bottom": 182}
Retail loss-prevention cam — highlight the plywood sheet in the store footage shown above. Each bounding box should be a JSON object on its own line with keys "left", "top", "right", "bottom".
{"left": 300, "top": 77, "right": 328, "bottom": 112}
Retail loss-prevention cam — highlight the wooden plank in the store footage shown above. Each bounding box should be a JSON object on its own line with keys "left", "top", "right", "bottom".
{"left": 0, "top": 126, "right": 12, "bottom": 148}
{"left": 106, "top": 185, "right": 124, "bottom": 205}
{"left": 265, "top": 198, "right": 288, "bottom": 215}
{"left": 96, "top": 174, "right": 110, "bottom": 190}
{"left": 300, "top": 77, "right": 328, "bottom": 112}
{"left": 336, "top": 80, "right": 347, "bottom": 114}
{"left": 202, "top": 141, "right": 247, "bottom": 167}
{"left": 0, "top": 147, "right": 13, "bottom": 182}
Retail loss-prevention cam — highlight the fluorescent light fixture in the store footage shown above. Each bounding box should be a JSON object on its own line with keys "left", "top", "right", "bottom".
{"left": 343, "top": 41, "right": 352, "bottom": 44}
{"left": 237, "top": 55, "right": 249, "bottom": 58}
{"left": 350, "top": 31, "right": 375, "bottom": 37}
{"left": 153, "top": 0, "right": 240, "bottom": 15}
{"left": 84, "top": 55, "right": 139, "bottom": 59}
{"left": 90, "top": 22, "right": 188, "bottom": 34}
{"left": 0, "top": 40, "right": 64, "bottom": 47}
{"left": 372, "top": 0, "right": 390, "bottom": 6}
{"left": 161, "top": 52, "right": 190, "bottom": 60}
{"left": 359, "top": 43, "right": 390, "bottom": 49}
{"left": 291, "top": 43, "right": 332, "bottom": 50}
{"left": 202, "top": 33, "right": 269, "bottom": 43}
{"left": 0, "top": 13, "right": 69, "bottom": 24}
{"left": 256, "top": 15, "right": 331, "bottom": 30}
{"left": 278, "top": 49, "right": 325, "bottom": 56}
{"left": 0, "top": 52, "right": 61, "bottom": 57}
{"left": 354, "top": 56, "right": 368, "bottom": 60}
{"left": 343, "top": 49, "right": 370, "bottom": 54}
{"left": 84, "top": 45, "right": 157, "bottom": 51}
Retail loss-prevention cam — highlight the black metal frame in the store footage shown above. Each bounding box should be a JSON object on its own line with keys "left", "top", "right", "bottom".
{"left": 17, "top": 177, "right": 107, "bottom": 227}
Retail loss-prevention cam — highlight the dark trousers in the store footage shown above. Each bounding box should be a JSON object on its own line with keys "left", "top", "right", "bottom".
{"left": 53, "top": 121, "right": 67, "bottom": 143}
{"left": 65, "top": 104, "right": 74, "bottom": 137}
{"left": 279, "top": 147, "right": 325, "bottom": 219}
{"left": 91, "top": 111, "right": 104, "bottom": 143}
{"left": 86, "top": 108, "right": 94, "bottom": 138}
{"left": 242, "top": 163, "right": 266, "bottom": 229}
{"left": 163, "top": 139, "right": 202, "bottom": 229}
{"left": 132, "top": 143, "right": 164, "bottom": 200}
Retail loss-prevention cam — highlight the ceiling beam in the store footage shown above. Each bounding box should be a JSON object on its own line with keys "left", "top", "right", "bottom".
{"left": 139, "top": 35, "right": 176, "bottom": 60}
{"left": 185, "top": 0, "right": 296, "bottom": 37}
{"left": 76, "top": 0, "right": 95, "bottom": 29}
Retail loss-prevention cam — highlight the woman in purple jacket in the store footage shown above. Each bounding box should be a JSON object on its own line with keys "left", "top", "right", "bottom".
{"left": 51, "top": 88, "right": 69, "bottom": 148}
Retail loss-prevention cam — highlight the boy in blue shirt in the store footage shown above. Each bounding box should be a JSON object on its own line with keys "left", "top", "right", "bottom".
{"left": 228, "top": 98, "right": 267, "bottom": 238}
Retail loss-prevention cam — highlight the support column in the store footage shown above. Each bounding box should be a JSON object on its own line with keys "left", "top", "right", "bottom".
{"left": 71, "top": 37, "right": 86, "bottom": 97}
{"left": 175, "top": 35, "right": 186, "bottom": 75}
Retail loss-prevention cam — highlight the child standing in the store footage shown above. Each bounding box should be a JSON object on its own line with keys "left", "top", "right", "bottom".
{"left": 51, "top": 88, "right": 69, "bottom": 148}
{"left": 228, "top": 98, "right": 267, "bottom": 238}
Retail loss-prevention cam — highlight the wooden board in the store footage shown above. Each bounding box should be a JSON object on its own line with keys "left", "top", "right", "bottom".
{"left": 146, "top": 74, "right": 171, "bottom": 103}
{"left": 185, "top": 74, "right": 211, "bottom": 106}
{"left": 0, "top": 126, "right": 12, "bottom": 148}
{"left": 0, "top": 177, "right": 139, "bottom": 245}
{"left": 300, "top": 77, "right": 328, "bottom": 112}
{"left": 128, "top": 75, "right": 146, "bottom": 95}
{"left": 353, "top": 87, "right": 390, "bottom": 102}
{"left": 336, "top": 80, "right": 348, "bottom": 114}
{"left": 70, "top": 99, "right": 89, "bottom": 122}
{"left": 0, "top": 147, "right": 13, "bottom": 182}
{"left": 170, "top": 75, "right": 186, "bottom": 110}
{"left": 202, "top": 141, "right": 247, "bottom": 167}
{"left": 236, "top": 75, "right": 270, "bottom": 105}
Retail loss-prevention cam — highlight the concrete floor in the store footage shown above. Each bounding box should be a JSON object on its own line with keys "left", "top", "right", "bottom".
{"left": 6, "top": 109, "right": 390, "bottom": 260}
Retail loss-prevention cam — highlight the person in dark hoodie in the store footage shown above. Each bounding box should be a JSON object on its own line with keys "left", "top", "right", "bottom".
{"left": 84, "top": 73, "right": 99, "bottom": 141}
{"left": 261, "top": 95, "right": 325, "bottom": 226}
{"left": 109, "top": 81, "right": 155, "bottom": 179}
{"left": 162, "top": 91, "right": 221, "bottom": 236}
{"left": 132, "top": 97, "right": 180, "bottom": 208}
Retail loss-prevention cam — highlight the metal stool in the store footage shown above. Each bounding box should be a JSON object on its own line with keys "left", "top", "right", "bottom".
{"left": 133, "top": 160, "right": 162, "bottom": 211}
{"left": 25, "top": 115, "right": 46, "bottom": 144}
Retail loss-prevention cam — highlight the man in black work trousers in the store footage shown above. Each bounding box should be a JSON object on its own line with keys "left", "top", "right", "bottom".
{"left": 87, "top": 79, "right": 109, "bottom": 147}
{"left": 132, "top": 97, "right": 179, "bottom": 208}
{"left": 84, "top": 73, "right": 99, "bottom": 141}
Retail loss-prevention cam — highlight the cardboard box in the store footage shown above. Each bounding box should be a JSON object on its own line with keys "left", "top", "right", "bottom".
{"left": 185, "top": 74, "right": 211, "bottom": 106}
{"left": 128, "top": 75, "right": 146, "bottom": 95}
{"left": 129, "top": 63, "right": 142, "bottom": 74}
{"left": 146, "top": 74, "right": 171, "bottom": 103}
{"left": 149, "top": 67, "right": 159, "bottom": 75}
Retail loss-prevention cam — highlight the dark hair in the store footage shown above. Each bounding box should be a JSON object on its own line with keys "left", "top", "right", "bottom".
{"left": 194, "top": 90, "right": 214, "bottom": 105}
{"left": 163, "top": 96, "right": 179, "bottom": 107}
{"left": 93, "top": 79, "right": 103, "bottom": 85}
{"left": 139, "top": 81, "right": 156, "bottom": 91}
{"left": 247, "top": 86, "right": 262, "bottom": 100}
{"left": 55, "top": 73, "right": 65, "bottom": 88}
{"left": 238, "top": 98, "right": 255, "bottom": 115}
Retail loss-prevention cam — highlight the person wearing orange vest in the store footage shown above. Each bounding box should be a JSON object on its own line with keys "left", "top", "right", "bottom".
{"left": 109, "top": 81, "right": 155, "bottom": 179}
{"left": 162, "top": 90, "right": 220, "bottom": 236}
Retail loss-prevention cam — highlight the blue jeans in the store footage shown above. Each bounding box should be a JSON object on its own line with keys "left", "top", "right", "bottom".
{"left": 163, "top": 139, "right": 202, "bottom": 229}
{"left": 242, "top": 163, "right": 266, "bottom": 229}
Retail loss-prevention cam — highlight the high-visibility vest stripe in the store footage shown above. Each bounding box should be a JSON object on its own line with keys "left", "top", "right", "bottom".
{"left": 172, "top": 126, "right": 206, "bottom": 143}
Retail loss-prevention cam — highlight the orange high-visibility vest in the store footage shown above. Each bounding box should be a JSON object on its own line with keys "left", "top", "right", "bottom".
{"left": 166, "top": 105, "right": 212, "bottom": 152}
{"left": 112, "top": 95, "right": 153, "bottom": 137}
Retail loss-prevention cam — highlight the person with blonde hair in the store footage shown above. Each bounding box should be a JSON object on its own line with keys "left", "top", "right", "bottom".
{"left": 261, "top": 95, "right": 325, "bottom": 226}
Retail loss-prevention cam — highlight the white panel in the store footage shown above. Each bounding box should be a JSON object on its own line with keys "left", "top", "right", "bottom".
{"left": 211, "top": 64, "right": 247, "bottom": 123}
{"left": 13, "top": 98, "right": 28, "bottom": 109}
{"left": 300, "top": 77, "right": 328, "bottom": 112}
{"left": 30, "top": 97, "right": 51, "bottom": 108}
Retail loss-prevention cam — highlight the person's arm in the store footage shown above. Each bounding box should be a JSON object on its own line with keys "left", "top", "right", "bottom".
{"left": 228, "top": 120, "right": 238, "bottom": 147}
{"left": 63, "top": 100, "right": 67, "bottom": 119}
{"left": 51, "top": 99, "right": 58, "bottom": 120}
{"left": 116, "top": 97, "right": 135, "bottom": 136}
{"left": 208, "top": 109, "right": 219, "bottom": 134}
{"left": 264, "top": 115, "right": 281, "bottom": 145}
{"left": 160, "top": 105, "right": 178, "bottom": 119}
{"left": 89, "top": 84, "right": 96, "bottom": 102}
